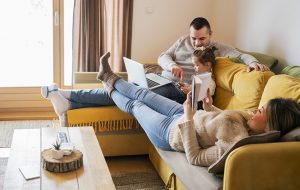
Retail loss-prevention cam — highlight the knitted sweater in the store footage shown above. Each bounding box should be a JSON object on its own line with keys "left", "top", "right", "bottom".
{"left": 158, "top": 35, "right": 259, "bottom": 83}
{"left": 168, "top": 106, "right": 251, "bottom": 167}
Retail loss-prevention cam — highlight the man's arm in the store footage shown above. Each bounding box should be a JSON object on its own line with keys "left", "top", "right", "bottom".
{"left": 158, "top": 36, "right": 186, "bottom": 79}
{"left": 213, "top": 42, "right": 270, "bottom": 72}
{"left": 157, "top": 37, "right": 182, "bottom": 71}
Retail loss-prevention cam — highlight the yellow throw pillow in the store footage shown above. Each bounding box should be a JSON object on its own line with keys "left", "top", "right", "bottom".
{"left": 214, "top": 58, "right": 274, "bottom": 110}
{"left": 259, "top": 74, "right": 300, "bottom": 107}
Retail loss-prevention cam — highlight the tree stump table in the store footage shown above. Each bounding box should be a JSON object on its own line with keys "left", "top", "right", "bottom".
{"left": 42, "top": 148, "right": 83, "bottom": 173}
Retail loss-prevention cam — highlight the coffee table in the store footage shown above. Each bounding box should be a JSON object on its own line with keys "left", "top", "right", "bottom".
{"left": 4, "top": 127, "right": 115, "bottom": 190}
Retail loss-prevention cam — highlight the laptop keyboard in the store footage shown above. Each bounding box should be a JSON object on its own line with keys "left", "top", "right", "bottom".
{"left": 146, "top": 78, "right": 160, "bottom": 88}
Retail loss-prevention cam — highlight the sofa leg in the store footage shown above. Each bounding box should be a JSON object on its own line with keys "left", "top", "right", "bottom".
{"left": 58, "top": 113, "right": 68, "bottom": 127}
{"left": 166, "top": 173, "right": 176, "bottom": 190}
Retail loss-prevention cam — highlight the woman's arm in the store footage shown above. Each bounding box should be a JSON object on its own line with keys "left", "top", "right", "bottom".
{"left": 183, "top": 92, "right": 197, "bottom": 121}
{"left": 179, "top": 112, "right": 248, "bottom": 167}
{"left": 203, "top": 89, "right": 221, "bottom": 112}
{"left": 180, "top": 92, "right": 225, "bottom": 166}
{"left": 178, "top": 120, "right": 224, "bottom": 166}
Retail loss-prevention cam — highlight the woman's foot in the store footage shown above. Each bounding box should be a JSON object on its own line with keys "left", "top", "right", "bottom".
{"left": 96, "top": 52, "right": 112, "bottom": 81}
{"left": 41, "top": 84, "right": 58, "bottom": 99}
{"left": 41, "top": 84, "right": 71, "bottom": 116}
{"left": 96, "top": 52, "right": 120, "bottom": 94}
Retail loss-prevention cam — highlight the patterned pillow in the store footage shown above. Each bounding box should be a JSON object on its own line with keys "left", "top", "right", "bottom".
{"left": 281, "top": 66, "right": 300, "bottom": 79}
{"left": 235, "top": 49, "right": 278, "bottom": 69}
{"left": 208, "top": 131, "right": 280, "bottom": 174}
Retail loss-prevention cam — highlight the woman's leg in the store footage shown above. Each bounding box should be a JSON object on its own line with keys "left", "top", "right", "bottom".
{"left": 97, "top": 51, "right": 183, "bottom": 116}
{"left": 114, "top": 79, "right": 184, "bottom": 116}
{"left": 69, "top": 88, "right": 115, "bottom": 109}
{"left": 111, "top": 90, "right": 180, "bottom": 150}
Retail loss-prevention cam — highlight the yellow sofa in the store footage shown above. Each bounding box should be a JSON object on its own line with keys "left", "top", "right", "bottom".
{"left": 149, "top": 59, "right": 300, "bottom": 190}
{"left": 67, "top": 58, "right": 300, "bottom": 190}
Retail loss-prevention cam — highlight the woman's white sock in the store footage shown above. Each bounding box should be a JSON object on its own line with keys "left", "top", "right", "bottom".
{"left": 58, "top": 89, "right": 71, "bottom": 99}
{"left": 48, "top": 91, "right": 70, "bottom": 116}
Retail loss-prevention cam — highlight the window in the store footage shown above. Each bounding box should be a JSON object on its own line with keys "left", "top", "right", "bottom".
{"left": 0, "top": 0, "right": 73, "bottom": 118}
{"left": 0, "top": 0, "right": 53, "bottom": 87}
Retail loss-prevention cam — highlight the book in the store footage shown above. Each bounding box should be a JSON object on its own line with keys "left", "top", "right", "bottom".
{"left": 191, "top": 72, "right": 212, "bottom": 110}
{"left": 19, "top": 165, "right": 40, "bottom": 180}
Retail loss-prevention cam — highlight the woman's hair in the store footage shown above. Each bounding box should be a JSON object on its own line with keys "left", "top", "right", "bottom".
{"left": 193, "top": 46, "right": 218, "bottom": 68}
{"left": 266, "top": 98, "right": 300, "bottom": 136}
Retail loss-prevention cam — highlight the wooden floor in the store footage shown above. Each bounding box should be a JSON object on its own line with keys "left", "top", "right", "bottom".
{"left": 106, "top": 155, "right": 154, "bottom": 175}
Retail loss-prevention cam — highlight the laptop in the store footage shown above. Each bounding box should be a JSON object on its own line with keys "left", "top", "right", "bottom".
{"left": 123, "top": 57, "right": 172, "bottom": 90}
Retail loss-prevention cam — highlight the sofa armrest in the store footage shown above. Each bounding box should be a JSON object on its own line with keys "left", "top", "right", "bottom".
{"left": 223, "top": 142, "right": 300, "bottom": 190}
{"left": 73, "top": 72, "right": 128, "bottom": 89}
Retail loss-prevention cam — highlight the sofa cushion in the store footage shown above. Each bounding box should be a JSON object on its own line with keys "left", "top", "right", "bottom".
{"left": 280, "top": 126, "right": 300, "bottom": 142}
{"left": 281, "top": 66, "right": 300, "bottom": 79}
{"left": 155, "top": 147, "right": 222, "bottom": 190}
{"left": 234, "top": 49, "right": 278, "bottom": 69}
{"left": 214, "top": 58, "right": 274, "bottom": 110}
{"left": 208, "top": 131, "right": 280, "bottom": 174}
{"left": 259, "top": 74, "right": 300, "bottom": 107}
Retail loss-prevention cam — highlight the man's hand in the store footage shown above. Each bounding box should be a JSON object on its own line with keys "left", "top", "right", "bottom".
{"left": 171, "top": 65, "right": 184, "bottom": 80}
{"left": 247, "top": 62, "right": 270, "bottom": 72}
{"left": 203, "top": 89, "right": 213, "bottom": 111}
{"left": 177, "top": 82, "right": 191, "bottom": 94}
{"left": 183, "top": 92, "right": 196, "bottom": 121}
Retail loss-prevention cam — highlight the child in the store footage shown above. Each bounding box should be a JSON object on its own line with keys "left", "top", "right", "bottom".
{"left": 178, "top": 46, "right": 217, "bottom": 109}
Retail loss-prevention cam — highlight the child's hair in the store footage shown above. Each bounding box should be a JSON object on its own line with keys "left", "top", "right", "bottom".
{"left": 193, "top": 46, "right": 218, "bottom": 68}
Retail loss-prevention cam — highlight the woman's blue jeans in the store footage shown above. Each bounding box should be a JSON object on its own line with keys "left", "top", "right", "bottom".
{"left": 69, "top": 88, "right": 115, "bottom": 109}
{"left": 69, "top": 83, "right": 186, "bottom": 109}
{"left": 111, "top": 79, "right": 184, "bottom": 150}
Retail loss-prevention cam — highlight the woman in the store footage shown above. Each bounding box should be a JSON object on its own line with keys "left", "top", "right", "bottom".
{"left": 97, "top": 52, "right": 300, "bottom": 167}
{"left": 41, "top": 47, "right": 218, "bottom": 117}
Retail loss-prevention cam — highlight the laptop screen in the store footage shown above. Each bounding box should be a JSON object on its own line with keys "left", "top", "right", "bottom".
{"left": 123, "top": 57, "right": 149, "bottom": 88}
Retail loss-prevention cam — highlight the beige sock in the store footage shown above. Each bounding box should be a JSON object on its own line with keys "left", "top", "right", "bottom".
{"left": 97, "top": 52, "right": 112, "bottom": 81}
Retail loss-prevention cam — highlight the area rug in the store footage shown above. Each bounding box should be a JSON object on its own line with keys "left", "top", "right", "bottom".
{"left": 112, "top": 170, "right": 165, "bottom": 190}
{"left": 0, "top": 120, "right": 57, "bottom": 148}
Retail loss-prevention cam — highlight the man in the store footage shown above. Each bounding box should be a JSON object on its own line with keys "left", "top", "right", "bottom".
{"left": 158, "top": 17, "right": 269, "bottom": 84}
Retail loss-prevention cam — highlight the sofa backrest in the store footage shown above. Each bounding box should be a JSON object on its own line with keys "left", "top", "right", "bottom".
{"left": 213, "top": 58, "right": 274, "bottom": 110}
{"left": 72, "top": 72, "right": 128, "bottom": 89}
{"left": 259, "top": 74, "right": 300, "bottom": 107}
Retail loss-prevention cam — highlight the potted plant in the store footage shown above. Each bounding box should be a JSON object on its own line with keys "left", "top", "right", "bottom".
{"left": 51, "top": 140, "right": 64, "bottom": 159}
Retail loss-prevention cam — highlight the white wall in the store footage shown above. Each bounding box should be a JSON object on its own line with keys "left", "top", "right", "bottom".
{"left": 212, "top": 0, "right": 300, "bottom": 72}
{"left": 131, "top": 0, "right": 213, "bottom": 62}
{"left": 132, "top": 0, "right": 300, "bottom": 73}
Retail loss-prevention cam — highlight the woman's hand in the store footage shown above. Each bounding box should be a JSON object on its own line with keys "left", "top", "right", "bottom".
{"left": 203, "top": 89, "right": 213, "bottom": 111}
{"left": 183, "top": 91, "right": 197, "bottom": 121}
